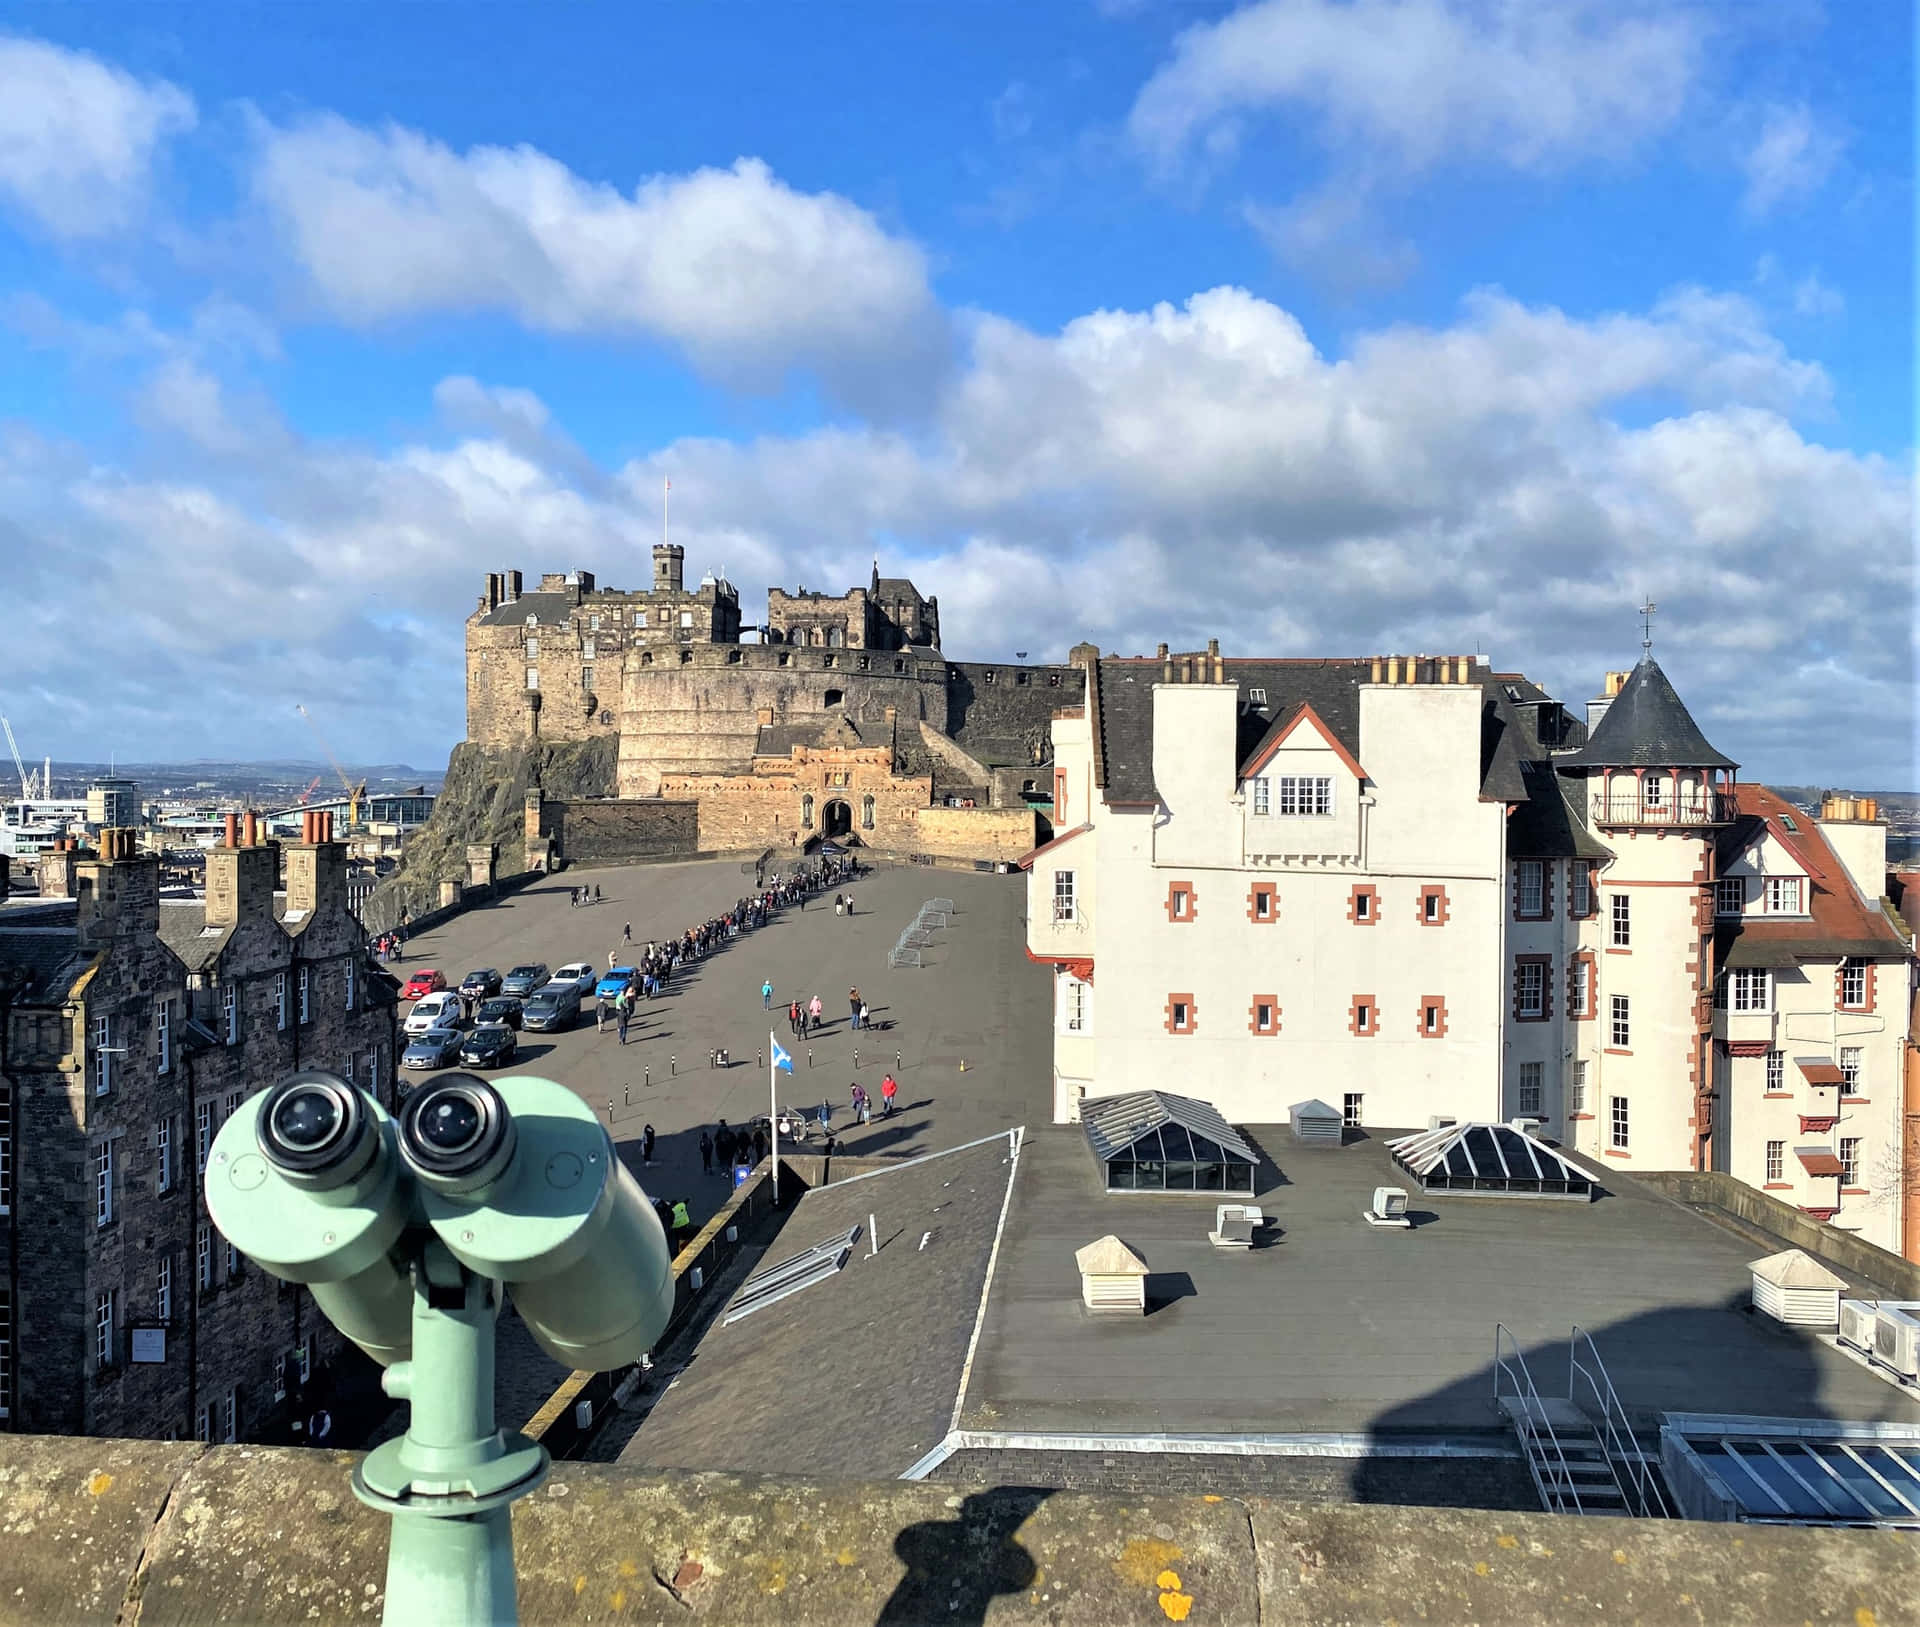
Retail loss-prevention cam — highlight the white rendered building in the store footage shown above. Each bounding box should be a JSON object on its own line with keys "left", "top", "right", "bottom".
{"left": 1024, "top": 645, "right": 1915, "bottom": 1255}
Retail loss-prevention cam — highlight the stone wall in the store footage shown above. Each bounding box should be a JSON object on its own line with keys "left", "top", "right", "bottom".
{"left": 3, "top": 1434, "right": 1914, "bottom": 1626}
{"left": 543, "top": 800, "right": 700, "bottom": 866}
{"left": 905, "top": 805, "right": 1039, "bottom": 863}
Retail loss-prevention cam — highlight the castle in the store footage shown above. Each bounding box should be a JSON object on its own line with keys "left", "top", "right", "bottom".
{"left": 465, "top": 549, "right": 1083, "bottom": 863}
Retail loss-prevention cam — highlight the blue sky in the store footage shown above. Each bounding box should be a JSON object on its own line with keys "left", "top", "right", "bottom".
{"left": 0, "top": 1, "right": 1910, "bottom": 786}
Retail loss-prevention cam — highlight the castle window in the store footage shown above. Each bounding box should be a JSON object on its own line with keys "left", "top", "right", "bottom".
{"left": 679, "top": 649, "right": 693, "bottom": 663}
{"left": 858, "top": 655, "right": 870, "bottom": 671}
{"left": 983, "top": 670, "right": 995, "bottom": 685}
{"left": 895, "top": 659, "right": 906, "bottom": 673}
{"left": 779, "top": 653, "right": 792, "bottom": 667}
{"left": 826, "top": 627, "right": 843, "bottom": 648}
{"left": 588, "top": 615, "right": 600, "bottom": 631}
{"left": 679, "top": 610, "right": 694, "bottom": 628}
{"left": 1017, "top": 670, "right": 1030, "bottom": 685}
{"left": 727, "top": 648, "right": 742, "bottom": 664}
{"left": 524, "top": 637, "right": 539, "bottom": 657}
{"left": 582, "top": 638, "right": 596, "bottom": 661}
{"left": 525, "top": 614, "right": 538, "bottom": 627}
{"left": 640, "top": 651, "right": 653, "bottom": 666}
{"left": 1048, "top": 672, "right": 1061, "bottom": 687}
{"left": 526, "top": 667, "right": 539, "bottom": 690}
{"left": 634, "top": 610, "right": 646, "bottom": 627}
{"left": 581, "top": 666, "right": 595, "bottom": 692}
{"left": 823, "top": 655, "right": 836, "bottom": 669}
{"left": 824, "top": 688, "right": 843, "bottom": 708}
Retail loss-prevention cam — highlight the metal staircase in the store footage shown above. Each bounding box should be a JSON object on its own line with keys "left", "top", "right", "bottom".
{"left": 1494, "top": 1325, "right": 1672, "bottom": 1518}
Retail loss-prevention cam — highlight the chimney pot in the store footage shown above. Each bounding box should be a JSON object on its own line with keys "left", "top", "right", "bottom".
{"left": 223, "top": 813, "right": 239, "bottom": 848}
{"left": 242, "top": 810, "right": 259, "bottom": 847}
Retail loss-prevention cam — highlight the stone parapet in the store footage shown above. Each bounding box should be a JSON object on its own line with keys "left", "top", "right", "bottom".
{"left": 0, "top": 1434, "right": 1913, "bottom": 1625}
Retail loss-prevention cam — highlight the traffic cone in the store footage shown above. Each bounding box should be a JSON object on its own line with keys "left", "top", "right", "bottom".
{"left": 959, "top": 1058, "right": 967, "bottom": 1072}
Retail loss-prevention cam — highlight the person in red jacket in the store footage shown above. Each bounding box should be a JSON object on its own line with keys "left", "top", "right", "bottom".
{"left": 880, "top": 1073, "right": 898, "bottom": 1116}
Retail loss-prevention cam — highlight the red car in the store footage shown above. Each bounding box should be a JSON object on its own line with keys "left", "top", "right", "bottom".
{"left": 402, "top": 968, "right": 447, "bottom": 1001}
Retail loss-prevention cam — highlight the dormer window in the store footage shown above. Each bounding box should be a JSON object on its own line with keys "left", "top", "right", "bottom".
{"left": 1248, "top": 688, "right": 1267, "bottom": 706}
{"left": 525, "top": 614, "right": 538, "bottom": 628}
{"left": 1765, "top": 877, "right": 1802, "bottom": 914}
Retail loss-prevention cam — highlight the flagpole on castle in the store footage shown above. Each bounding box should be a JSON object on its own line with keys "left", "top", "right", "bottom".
{"left": 663, "top": 477, "right": 670, "bottom": 549}
{"left": 769, "top": 1028, "right": 780, "bottom": 1207}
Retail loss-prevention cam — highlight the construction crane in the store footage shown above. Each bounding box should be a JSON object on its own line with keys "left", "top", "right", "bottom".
{"left": 2, "top": 715, "right": 40, "bottom": 800}
{"left": 295, "top": 705, "right": 365, "bottom": 828}
{"left": 296, "top": 776, "right": 323, "bottom": 806}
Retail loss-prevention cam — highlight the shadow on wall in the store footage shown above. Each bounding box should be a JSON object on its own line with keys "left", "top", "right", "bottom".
{"left": 879, "top": 1488, "right": 1051, "bottom": 1626}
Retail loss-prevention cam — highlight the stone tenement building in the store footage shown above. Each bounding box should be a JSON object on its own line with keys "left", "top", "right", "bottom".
{"left": 0, "top": 813, "right": 400, "bottom": 1442}
{"left": 470, "top": 549, "right": 1083, "bottom": 864}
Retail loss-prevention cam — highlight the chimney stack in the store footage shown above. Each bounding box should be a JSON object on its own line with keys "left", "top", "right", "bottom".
{"left": 504, "top": 570, "right": 522, "bottom": 603}
{"left": 286, "top": 806, "right": 347, "bottom": 919}
{"left": 75, "top": 828, "right": 159, "bottom": 947}
{"left": 206, "top": 834, "right": 277, "bottom": 928}
{"left": 38, "top": 840, "right": 79, "bottom": 899}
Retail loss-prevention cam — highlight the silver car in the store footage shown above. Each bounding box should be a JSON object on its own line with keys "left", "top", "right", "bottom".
{"left": 402, "top": 1027, "right": 463, "bottom": 1070}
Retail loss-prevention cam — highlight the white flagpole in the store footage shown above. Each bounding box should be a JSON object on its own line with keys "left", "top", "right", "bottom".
{"left": 769, "top": 1028, "right": 780, "bottom": 1207}
{"left": 663, "top": 477, "right": 669, "bottom": 549}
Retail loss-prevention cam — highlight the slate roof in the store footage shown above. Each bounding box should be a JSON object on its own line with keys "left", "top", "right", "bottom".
{"left": 619, "top": 1136, "right": 1018, "bottom": 1480}
{"left": 1506, "top": 760, "right": 1614, "bottom": 861}
{"left": 1713, "top": 784, "right": 1909, "bottom": 967}
{"left": 0, "top": 929, "right": 94, "bottom": 1003}
{"left": 474, "top": 590, "right": 578, "bottom": 629}
{"left": 1555, "top": 657, "right": 1736, "bottom": 770}
{"left": 1090, "top": 658, "right": 1532, "bottom": 808}
{"left": 156, "top": 902, "right": 235, "bottom": 973}
{"left": 753, "top": 715, "right": 872, "bottom": 758}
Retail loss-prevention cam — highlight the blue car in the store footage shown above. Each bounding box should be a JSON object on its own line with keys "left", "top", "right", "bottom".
{"left": 596, "top": 967, "right": 638, "bottom": 999}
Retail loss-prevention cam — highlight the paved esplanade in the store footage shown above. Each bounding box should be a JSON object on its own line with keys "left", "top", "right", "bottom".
{"left": 392, "top": 858, "right": 1050, "bottom": 1229}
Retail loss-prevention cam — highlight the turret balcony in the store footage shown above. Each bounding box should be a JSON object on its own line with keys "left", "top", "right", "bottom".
{"left": 1589, "top": 780, "right": 1732, "bottom": 829}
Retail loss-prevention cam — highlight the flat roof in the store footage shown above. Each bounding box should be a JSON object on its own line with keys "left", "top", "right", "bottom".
{"left": 959, "top": 1128, "right": 1920, "bottom": 1437}
{"left": 618, "top": 1136, "right": 1019, "bottom": 1480}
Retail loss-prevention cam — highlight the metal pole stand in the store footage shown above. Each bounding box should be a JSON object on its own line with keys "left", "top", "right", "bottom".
{"left": 352, "top": 1240, "right": 549, "bottom": 1626}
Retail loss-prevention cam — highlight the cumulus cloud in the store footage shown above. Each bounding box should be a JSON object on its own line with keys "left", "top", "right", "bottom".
{"left": 1, "top": 280, "right": 1907, "bottom": 784}
{"left": 1128, "top": 0, "right": 1700, "bottom": 180}
{"left": 1739, "top": 101, "right": 1845, "bottom": 217}
{"left": 249, "top": 116, "right": 949, "bottom": 407}
{"left": 0, "top": 34, "right": 195, "bottom": 237}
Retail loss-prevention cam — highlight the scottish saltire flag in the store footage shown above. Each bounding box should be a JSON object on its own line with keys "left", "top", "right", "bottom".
{"left": 771, "top": 1038, "right": 793, "bottom": 1073}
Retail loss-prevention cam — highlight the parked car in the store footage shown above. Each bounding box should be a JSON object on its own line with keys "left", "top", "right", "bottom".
{"left": 522, "top": 983, "right": 582, "bottom": 1033}
{"left": 596, "top": 967, "right": 639, "bottom": 1000}
{"left": 501, "top": 963, "right": 550, "bottom": 998}
{"left": 552, "top": 961, "right": 598, "bottom": 996}
{"left": 458, "top": 1024, "right": 517, "bottom": 1069}
{"left": 401, "top": 968, "right": 446, "bottom": 1001}
{"left": 474, "top": 996, "right": 523, "bottom": 1031}
{"left": 404, "top": 990, "right": 464, "bottom": 1035}
{"left": 402, "top": 1028, "right": 464, "bottom": 1071}
{"left": 458, "top": 968, "right": 502, "bottom": 1001}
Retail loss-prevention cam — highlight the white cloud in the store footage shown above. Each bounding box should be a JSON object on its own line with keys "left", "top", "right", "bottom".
{"left": 249, "top": 115, "right": 948, "bottom": 405}
{"left": 1128, "top": 0, "right": 1700, "bottom": 180}
{"left": 1242, "top": 182, "right": 1419, "bottom": 290}
{"left": 0, "top": 280, "right": 1906, "bottom": 784}
{"left": 1739, "top": 101, "right": 1845, "bottom": 217}
{"left": 0, "top": 34, "right": 195, "bottom": 237}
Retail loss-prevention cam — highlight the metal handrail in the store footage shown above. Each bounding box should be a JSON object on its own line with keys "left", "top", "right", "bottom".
{"left": 1569, "top": 1326, "right": 1670, "bottom": 1518}
{"left": 1493, "top": 1324, "right": 1586, "bottom": 1516}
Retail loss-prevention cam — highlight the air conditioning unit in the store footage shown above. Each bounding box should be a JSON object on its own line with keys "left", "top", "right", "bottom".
{"left": 1837, "top": 1299, "right": 1879, "bottom": 1354}
{"left": 1873, "top": 1308, "right": 1920, "bottom": 1382}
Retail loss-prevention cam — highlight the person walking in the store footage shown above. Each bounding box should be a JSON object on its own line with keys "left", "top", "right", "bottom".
{"left": 850, "top": 1083, "right": 865, "bottom": 1124}
{"left": 595, "top": 995, "right": 609, "bottom": 1033}
{"left": 623, "top": 922, "right": 632, "bottom": 944}
{"left": 848, "top": 987, "right": 862, "bottom": 1030}
{"left": 809, "top": 993, "right": 823, "bottom": 1030}
{"left": 593, "top": 884, "right": 602, "bottom": 904}
{"left": 761, "top": 979, "right": 773, "bottom": 1009}
{"left": 617, "top": 1002, "right": 630, "bottom": 1045}
{"left": 699, "top": 1129, "right": 713, "bottom": 1175}
{"left": 715, "top": 1122, "right": 734, "bottom": 1169}
{"left": 818, "top": 1098, "right": 832, "bottom": 1134}
{"left": 669, "top": 1197, "right": 692, "bottom": 1252}
{"left": 880, "top": 1073, "right": 898, "bottom": 1116}
{"left": 641, "top": 1123, "right": 657, "bottom": 1166}
{"left": 752, "top": 1126, "right": 768, "bottom": 1164}
{"left": 858, "top": 998, "right": 870, "bottom": 1031}
{"left": 844, "top": 892, "right": 854, "bottom": 916}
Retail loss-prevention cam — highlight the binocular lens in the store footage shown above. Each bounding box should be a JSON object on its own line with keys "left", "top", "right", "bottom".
{"left": 257, "top": 1071, "right": 369, "bottom": 1180}
{"left": 398, "top": 1075, "right": 515, "bottom": 1191}
{"left": 418, "top": 1094, "right": 483, "bottom": 1155}
{"left": 272, "top": 1088, "right": 342, "bottom": 1151}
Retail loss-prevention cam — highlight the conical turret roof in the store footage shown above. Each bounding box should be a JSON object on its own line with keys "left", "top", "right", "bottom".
{"left": 1558, "top": 658, "right": 1736, "bottom": 771}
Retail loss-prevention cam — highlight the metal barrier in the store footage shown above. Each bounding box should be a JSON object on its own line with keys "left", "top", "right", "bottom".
{"left": 888, "top": 898, "right": 956, "bottom": 970}
{"left": 1493, "top": 1324, "right": 1587, "bottom": 1516}
{"left": 1570, "top": 1325, "right": 1671, "bottom": 1518}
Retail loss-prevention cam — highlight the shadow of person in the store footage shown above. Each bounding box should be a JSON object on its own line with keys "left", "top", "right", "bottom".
{"left": 878, "top": 1488, "right": 1046, "bottom": 1626}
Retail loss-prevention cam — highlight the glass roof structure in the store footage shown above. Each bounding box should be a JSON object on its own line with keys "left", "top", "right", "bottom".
{"left": 1662, "top": 1416, "right": 1920, "bottom": 1528}
{"left": 1387, "top": 1121, "right": 1595, "bottom": 1200}
{"left": 720, "top": 1226, "right": 859, "bottom": 1326}
{"left": 1082, "top": 1090, "right": 1257, "bottom": 1194}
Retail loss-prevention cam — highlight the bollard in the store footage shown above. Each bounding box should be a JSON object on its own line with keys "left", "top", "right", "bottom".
{"left": 624, "top": 1086, "right": 631, "bottom": 1107}
{"left": 757, "top": 1050, "right": 762, "bottom": 1070}
{"left": 605, "top": 1098, "right": 614, "bottom": 1120}
{"left": 896, "top": 1050, "right": 902, "bottom": 1071}
{"left": 645, "top": 1066, "right": 650, "bottom": 1088}
{"left": 671, "top": 1055, "right": 676, "bottom": 1076}
{"left": 853, "top": 1048, "right": 859, "bottom": 1069}
{"left": 808, "top": 1048, "right": 813, "bottom": 1070}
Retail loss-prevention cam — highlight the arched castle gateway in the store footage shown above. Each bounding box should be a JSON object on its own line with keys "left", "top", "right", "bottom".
{"left": 465, "top": 550, "right": 1082, "bottom": 864}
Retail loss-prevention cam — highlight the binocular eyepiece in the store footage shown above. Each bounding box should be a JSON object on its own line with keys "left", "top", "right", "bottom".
{"left": 258, "top": 1072, "right": 519, "bottom": 1196}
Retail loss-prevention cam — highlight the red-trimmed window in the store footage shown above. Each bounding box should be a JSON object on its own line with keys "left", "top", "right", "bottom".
{"left": 1349, "top": 996, "right": 1376, "bottom": 1037}
{"left": 1053, "top": 769, "right": 1067, "bottom": 824}
{"left": 1837, "top": 958, "right": 1872, "bottom": 1012}
{"left": 1247, "top": 882, "right": 1278, "bottom": 924}
{"left": 1166, "top": 881, "right": 1197, "bottom": 923}
{"left": 1248, "top": 996, "right": 1281, "bottom": 1036}
{"left": 1418, "top": 996, "right": 1449, "bottom": 1039}
{"left": 1419, "top": 885, "right": 1450, "bottom": 926}
{"left": 1513, "top": 955, "right": 1552, "bottom": 1022}
{"left": 1514, "top": 859, "right": 1551, "bottom": 920}
{"left": 1164, "top": 994, "right": 1197, "bottom": 1034}
{"left": 1348, "top": 885, "right": 1378, "bottom": 925}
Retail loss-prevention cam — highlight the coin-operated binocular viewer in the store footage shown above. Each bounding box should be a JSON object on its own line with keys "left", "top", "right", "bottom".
{"left": 206, "top": 1071, "right": 675, "bottom": 1626}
